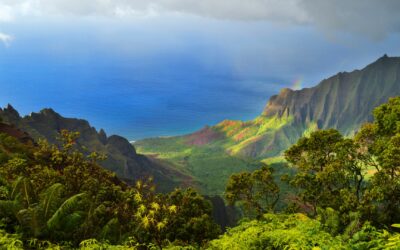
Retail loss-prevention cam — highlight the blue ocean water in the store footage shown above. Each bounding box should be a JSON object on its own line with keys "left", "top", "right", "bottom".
{"left": 0, "top": 26, "right": 281, "bottom": 140}
{"left": 1, "top": 17, "right": 398, "bottom": 140}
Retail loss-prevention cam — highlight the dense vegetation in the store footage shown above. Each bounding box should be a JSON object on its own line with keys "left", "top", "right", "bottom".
{"left": 214, "top": 97, "right": 400, "bottom": 249}
{"left": 0, "top": 130, "right": 220, "bottom": 248}
{"left": 135, "top": 135, "right": 262, "bottom": 195}
{"left": 3, "top": 97, "right": 400, "bottom": 249}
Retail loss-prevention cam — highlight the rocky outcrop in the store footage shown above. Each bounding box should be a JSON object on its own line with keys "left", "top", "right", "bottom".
{"left": 0, "top": 122, "right": 35, "bottom": 145}
{"left": 0, "top": 105, "right": 190, "bottom": 192}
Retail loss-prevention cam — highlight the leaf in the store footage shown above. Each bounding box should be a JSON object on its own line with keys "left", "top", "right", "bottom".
{"left": 40, "top": 183, "right": 64, "bottom": 219}
{"left": 11, "top": 177, "right": 33, "bottom": 207}
{"left": 47, "top": 193, "right": 86, "bottom": 230}
{"left": 100, "top": 218, "right": 119, "bottom": 239}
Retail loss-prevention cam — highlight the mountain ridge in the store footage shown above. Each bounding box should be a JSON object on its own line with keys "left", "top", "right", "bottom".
{"left": 262, "top": 55, "right": 400, "bottom": 132}
{"left": 0, "top": 105, "right": 192, "bottom": 192}
{"left": 135, "top": 55, "right": 400, "bottom": 194}
{"left": 199, "top": 54, "right": 400, "bottom": 158}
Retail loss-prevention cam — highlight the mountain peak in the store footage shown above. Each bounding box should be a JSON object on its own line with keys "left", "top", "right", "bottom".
{"left": 261, "top": 54, "right": 400, "bottom": 134}
{"left": 279, "top": 87, "right": 294, "bottom": 94}
{"left": 372, "top": 54, "right": 400, "bottom": 66}
{"left": 39, "top": 108, "right": 60, "bottom": 117}
{"left": 3, "top": 104, "right": 20, "bottom": 117}
{"left": 0, "top": 104, "right": 21, "bottom": 124}
{"left": 99, "top": 128, "right": 107, "bottom": 144}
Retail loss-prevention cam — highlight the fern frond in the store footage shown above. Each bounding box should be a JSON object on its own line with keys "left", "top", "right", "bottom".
{"left": 40, "top": 183, "right": 64, "bottom": 219}
{"left": 11, "top": 177, "right": 34, "bottom": 207}
{"left": 16, "top": 207, "right": 42, "bottom": 237}
{"left": 47, "top": 193, "right": 86, "bottom": 230}
{"left": 100, "top": 218, "right": 119, "bottom": 239}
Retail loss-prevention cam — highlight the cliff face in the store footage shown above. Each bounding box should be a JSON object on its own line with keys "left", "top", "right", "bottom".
{"left": 137, "top": 55, "right": 400, "bottom": 160}
{"left": 234, "top": 55, "right": 400, "bottom": 157}
{"left": 0, "top": 105, "right": 189, "bottom": 192}
{"left": 263, "top": 55, "right": 400, "bottom": 135}
{"left": 132, "top": 55, "right": 400, "bottom": 197}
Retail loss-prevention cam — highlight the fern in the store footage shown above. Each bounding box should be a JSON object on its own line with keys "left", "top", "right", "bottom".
{"left": 0, "top": 230, "right": 23, "bottom": 249}
{"left": 16, "top": 207, "right": 42, "bottom": 237}
{"left": 385, "top": 224, "right": 400, "bottom": 249}
{"left": 11, "top": 177, "right": 34, "bottom": 207}
{"left": 0, "top": 199, "right": 19, "bottom": 218}
{"left": 40, "top": 183, "right": 64, "bottom": 220}
{"left": 101, "top": 218, "right": 120, "bottom": 240}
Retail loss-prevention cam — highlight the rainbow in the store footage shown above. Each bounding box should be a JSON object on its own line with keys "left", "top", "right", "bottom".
{"left": 291, "top": 77, "right": 303, "bottom": 90}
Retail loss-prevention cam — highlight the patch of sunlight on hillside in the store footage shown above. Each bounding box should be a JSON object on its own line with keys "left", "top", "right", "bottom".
{"left": 255, "top": 115, "right": 294, "bottom": 135}
{"left": 226, "top": 115, "right": 294, "bottom": 156}
{"left": 301, "top": 122, "right": 319, "bottom": 137}
{"left": 261, "top": 156, "right": 286, "bottom": 165}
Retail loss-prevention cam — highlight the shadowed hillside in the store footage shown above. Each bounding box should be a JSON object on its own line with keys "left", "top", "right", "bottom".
{"left": 0, "top": 105, "right": 192, "bottom": 192}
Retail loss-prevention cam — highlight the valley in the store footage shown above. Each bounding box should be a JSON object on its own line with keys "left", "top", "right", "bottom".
{"left": 135, "top": 55, "right": 400, "bottom": 195}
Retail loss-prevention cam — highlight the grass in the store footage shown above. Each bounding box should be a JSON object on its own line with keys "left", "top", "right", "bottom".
{"left": 134, "top": 115, "right": 316, "bottom": 196}
{"left": 136, "top": 139, "right": 260, "bottom": 195}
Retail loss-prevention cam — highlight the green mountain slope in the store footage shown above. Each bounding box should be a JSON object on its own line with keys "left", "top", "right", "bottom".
{"left": 135, "top": 55, "right": 400, "bottom": 194}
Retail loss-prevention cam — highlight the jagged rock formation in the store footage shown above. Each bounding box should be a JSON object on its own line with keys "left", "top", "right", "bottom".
{"left": 137, "top": 55, "right": 400, "bottom": 159}
{"left": 218, "top": 55, "right": 400, "bottom": 157}
{"left": 0, "top": 105, "right": 190, "bottom": 192}
{"left": 263, "top": 54, "right": 400, "bottom": 135}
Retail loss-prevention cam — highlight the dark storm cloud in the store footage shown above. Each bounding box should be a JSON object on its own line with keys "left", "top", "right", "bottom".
{"left": 1, "top": 0, "right": 400, "bottom": 38}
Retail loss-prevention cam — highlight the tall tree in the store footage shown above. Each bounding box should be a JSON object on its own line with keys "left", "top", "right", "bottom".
{"left": 284, "top": 129, "right": 366, "bottom": 218}
{"left": 225, "top": 164, "right": 279, "bottom": 218}
{"left": 356, "top": 97, "right": 400, "bottom": 225}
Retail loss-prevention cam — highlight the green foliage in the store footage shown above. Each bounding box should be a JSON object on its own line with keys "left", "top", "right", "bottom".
{"left": 355, "top": 96, "right": 400, "bottom": 225}
{"left": 211, "top": 96, "right": 400, "bottom": 250}
{"left": 136, "top": 138, "right": 260, "bottom": 195}
{"left": 285, "top": 129, "right": 366, "bottom": 216}
{"left": 225, "top": 164, "right": 279, "bottom": 218}
{"left": 135, "top": 115, "right": 302, "bottom": 196}
{"left": 0, "top": 130, "right": 220, "bottom": 248}
{"left": 209, "top": 213, "right": 346, "bottom": 249}
{"left": 46, "top": 192, "right": 86, "bottom": 231}
{"left": 4, "top": 96, "right": 400, "bottom": 249}
{"left": 0, "top": 230, "right": 23, "bottom": 249}
{"left": 209, "top": 213, "right": 400, "bottom": 250}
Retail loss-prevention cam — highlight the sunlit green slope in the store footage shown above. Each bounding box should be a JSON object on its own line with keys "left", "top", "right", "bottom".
{"left": 136, "top": 55, "right": 400, "bottom": 195}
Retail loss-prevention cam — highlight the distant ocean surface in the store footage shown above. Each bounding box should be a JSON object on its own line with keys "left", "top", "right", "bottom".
{"left": 0, "top": 41, "right": 280, "bottom": 140}
{"left": 1, "top": 16, "right": 398, "bottom": 140}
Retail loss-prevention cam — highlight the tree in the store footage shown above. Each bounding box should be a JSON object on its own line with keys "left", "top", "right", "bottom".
{"left": 284, "top": 129, "right": 366, "bottom": 223}
{"left": 166, "top": 188, "right": 221, "bottom": 244}
{"left": 355, "top": 97, "right": 400, "bottom": 225}
{"left": 225, "top": 164, "right": 279, "bottom": 218}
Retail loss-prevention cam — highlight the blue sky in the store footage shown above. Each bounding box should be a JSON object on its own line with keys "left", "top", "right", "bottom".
{"left": 1, "top": 1, "right": 400, "bottom": 140}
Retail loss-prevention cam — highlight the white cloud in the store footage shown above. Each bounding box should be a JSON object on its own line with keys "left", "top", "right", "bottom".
{"left": 0, "top": 0, "right": 399, "bottom": 38}
{"left": 0, "top": 3, "right": 14, "bottom": 21}
{"left": 0, "top": 32, "right": 13, "bottom": 46}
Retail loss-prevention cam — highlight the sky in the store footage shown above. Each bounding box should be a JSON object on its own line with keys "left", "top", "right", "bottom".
{"left": 0, "top": 1, "right": 400, "bottom": 140}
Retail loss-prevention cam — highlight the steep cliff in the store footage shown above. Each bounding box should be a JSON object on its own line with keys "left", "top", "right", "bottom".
{"left": 263, "top": 54, "right": 400, "bottom": 135}
{"left": 135, "top": 55, "right": 400, "bottom": 194}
